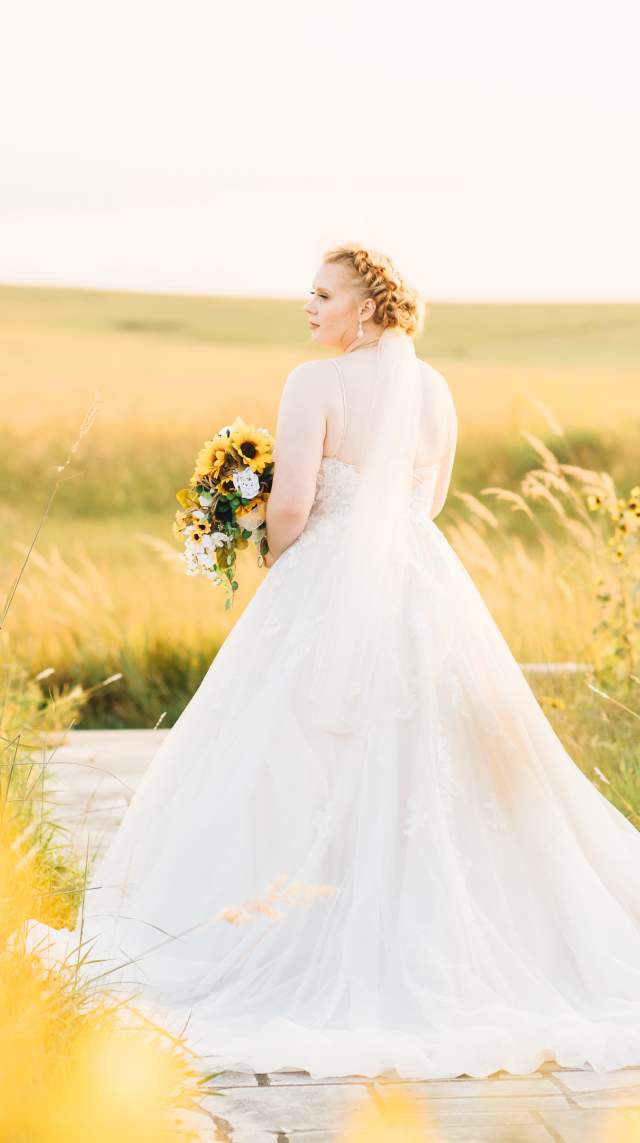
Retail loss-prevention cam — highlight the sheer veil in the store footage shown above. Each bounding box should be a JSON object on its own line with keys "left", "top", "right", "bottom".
{"left": 291, "top": 325, "right": 423, "bottom": 735}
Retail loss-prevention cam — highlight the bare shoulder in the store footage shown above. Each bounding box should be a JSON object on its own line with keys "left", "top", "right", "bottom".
{"left": 416, "top": 356, "right": 448, "bottom": 389}
{"left": 417, "top": 359, "right": 457, "bottom": 428}
{"left": 284, "top": 358, "right": 338, "bottom": 389}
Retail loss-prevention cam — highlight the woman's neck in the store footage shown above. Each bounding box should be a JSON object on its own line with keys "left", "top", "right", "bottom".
{"left": 343, "top": 337, "right": 381, "bottom": 354}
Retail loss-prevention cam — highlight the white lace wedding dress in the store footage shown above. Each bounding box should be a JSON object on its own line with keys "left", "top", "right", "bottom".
{"left": 22, "top": 347, "right": 640, "bottom": 1081}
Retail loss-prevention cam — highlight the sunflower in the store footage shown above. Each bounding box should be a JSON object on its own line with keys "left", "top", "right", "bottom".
{"left": 217, "top": 474, "right": 237, "bottom": 496}
{"left": 227, "top": 419, "right": 273, "bottom": 474}
{"left": 193, "top": 434, "right": 233, "bottom": 481}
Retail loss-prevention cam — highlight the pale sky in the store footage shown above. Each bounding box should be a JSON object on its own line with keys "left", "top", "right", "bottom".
{"left": 1, "top": 0, "right": 638, "bottom": 302}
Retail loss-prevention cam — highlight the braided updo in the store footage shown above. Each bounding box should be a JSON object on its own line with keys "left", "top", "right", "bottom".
{"left": 322, "top": 241, "right": 425, "bottom": 338}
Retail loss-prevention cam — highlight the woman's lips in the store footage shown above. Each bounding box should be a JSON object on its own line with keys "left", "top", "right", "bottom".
{"left": 309, "top": 321, "right": 319, "bottom": 328}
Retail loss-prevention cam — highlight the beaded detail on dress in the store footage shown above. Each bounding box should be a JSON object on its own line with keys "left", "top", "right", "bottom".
{"left": 308, "top": 456, "right": 439, "bottom": 527}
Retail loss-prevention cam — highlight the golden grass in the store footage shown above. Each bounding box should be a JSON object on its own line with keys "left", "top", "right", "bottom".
{"left": 0, "top": 519, "right": 593, "bottom": 675}
{"left": 1, "top": 324, "right": 299, "bottom": 433}
{"left": 1, "top": 285, "right": 638, "bottom": 733}
{"left": 2, "top": 320, "right": 638, "bottom": 438}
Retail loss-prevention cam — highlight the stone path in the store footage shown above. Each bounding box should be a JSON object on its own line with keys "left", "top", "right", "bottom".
{"left": 40, "top": 729, "right": 640, "bottom": 1142}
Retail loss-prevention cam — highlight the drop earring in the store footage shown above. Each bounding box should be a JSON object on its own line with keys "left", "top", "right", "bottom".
{"left": 356, "top": 315, "right": 364, "bottom": 339}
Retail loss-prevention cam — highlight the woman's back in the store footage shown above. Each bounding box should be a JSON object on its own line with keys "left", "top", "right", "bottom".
{"left": 321, "top": 342, "right": 458, "bottom": 513}
{"left": 268, "top": 341, "right": 459, "bottom": 528}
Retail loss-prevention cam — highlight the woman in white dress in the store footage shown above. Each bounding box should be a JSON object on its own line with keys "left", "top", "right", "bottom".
{"left": 23, "top": 243, "right": 640, "bottom": 1081}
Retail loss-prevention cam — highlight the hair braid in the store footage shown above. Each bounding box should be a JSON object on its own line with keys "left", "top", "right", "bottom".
{"left": 322, "top": 241, "right": 425, "bottom": 337}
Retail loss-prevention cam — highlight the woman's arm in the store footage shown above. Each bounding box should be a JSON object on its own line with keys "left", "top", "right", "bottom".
{"left": 265, "top": 363, "right": 327, "bottom": 563}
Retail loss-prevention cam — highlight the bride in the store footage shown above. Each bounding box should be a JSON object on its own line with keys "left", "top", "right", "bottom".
{"left": 22, "top": 242, "right": 640, "bottom": 1081}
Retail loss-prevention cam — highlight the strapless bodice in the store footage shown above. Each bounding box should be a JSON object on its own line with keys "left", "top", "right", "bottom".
{"left": 308, "top": 455, "right": 439, "bottom": 527}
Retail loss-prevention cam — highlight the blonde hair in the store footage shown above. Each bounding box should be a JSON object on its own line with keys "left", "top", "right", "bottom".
{"left": 322, "top": 241, "right": 425, "bottom": 338}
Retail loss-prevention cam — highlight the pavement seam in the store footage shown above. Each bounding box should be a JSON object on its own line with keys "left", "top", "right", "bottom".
{"left": 546, "top": 1073, "right": 582, "bottom": 1108}
{"left": 531, "top": 1108, "right": 567, "bottom": 1142}
{"left": 210, "top": 1114, "right": 234, "bottom": 1141}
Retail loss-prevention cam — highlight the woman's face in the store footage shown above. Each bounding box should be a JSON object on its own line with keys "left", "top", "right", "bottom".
{"left": 303, "top": 263, "right": 375, "bottom": 351}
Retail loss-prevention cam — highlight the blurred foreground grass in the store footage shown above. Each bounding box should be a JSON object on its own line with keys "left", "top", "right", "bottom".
{"left": 0, "top": 662, "right": 221, "bottom": 1140}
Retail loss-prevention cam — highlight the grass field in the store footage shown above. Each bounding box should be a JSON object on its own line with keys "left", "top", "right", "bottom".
{"left": 1, "top": 284, "right": 638, "bottom": 730}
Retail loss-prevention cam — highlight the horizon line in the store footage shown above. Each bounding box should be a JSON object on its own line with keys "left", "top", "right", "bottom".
{"left": 0, "top": 279, "right": 639, "bottom": 306}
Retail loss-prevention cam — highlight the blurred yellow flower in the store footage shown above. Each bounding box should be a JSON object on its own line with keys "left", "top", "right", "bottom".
{"left": 337, "top": 1088, "right": 436, "bottom": 1142}
{"left": 539, "top": 695, "right": 566, "bottom": 711}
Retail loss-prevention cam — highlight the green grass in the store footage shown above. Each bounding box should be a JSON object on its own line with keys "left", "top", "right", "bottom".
{"left": 2, "top": 282, "right": 640, "bottom": 364}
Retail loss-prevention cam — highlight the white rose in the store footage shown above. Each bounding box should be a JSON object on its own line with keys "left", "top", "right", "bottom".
{"left": 232, "top": 466, "right": 260, "bottom": 499}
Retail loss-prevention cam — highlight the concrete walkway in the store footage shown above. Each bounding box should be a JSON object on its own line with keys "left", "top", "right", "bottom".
{"left": 40, "top": 729, "right": 640, "bottom": 1142}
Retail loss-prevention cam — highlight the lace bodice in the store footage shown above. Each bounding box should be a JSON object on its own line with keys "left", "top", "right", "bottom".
{"left": 308, "top": 456, "right": 439, "bottom": 528}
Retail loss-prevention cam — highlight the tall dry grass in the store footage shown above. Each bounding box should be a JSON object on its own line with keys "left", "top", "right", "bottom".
{"left": 1, "top": 289, "right": 639, "bottom": 730}
{"left": 0, "top": 401, "right": 223, "bottom": 1141}
{"left": 448, "top": 403, "right": 640, "bottom": 821}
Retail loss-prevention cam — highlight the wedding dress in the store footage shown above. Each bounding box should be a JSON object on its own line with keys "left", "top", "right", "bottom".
{"left": 20, "top": 331, "right": 640, "bottom": 1081}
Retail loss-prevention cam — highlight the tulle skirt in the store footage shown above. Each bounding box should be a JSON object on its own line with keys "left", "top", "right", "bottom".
{"left": 21, "top": 508, "right": 640, "bottom": 1079}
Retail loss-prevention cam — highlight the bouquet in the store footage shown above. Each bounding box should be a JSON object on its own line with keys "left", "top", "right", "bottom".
{"left": 173, "top": 416, "right": 274, "bottom": 609}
